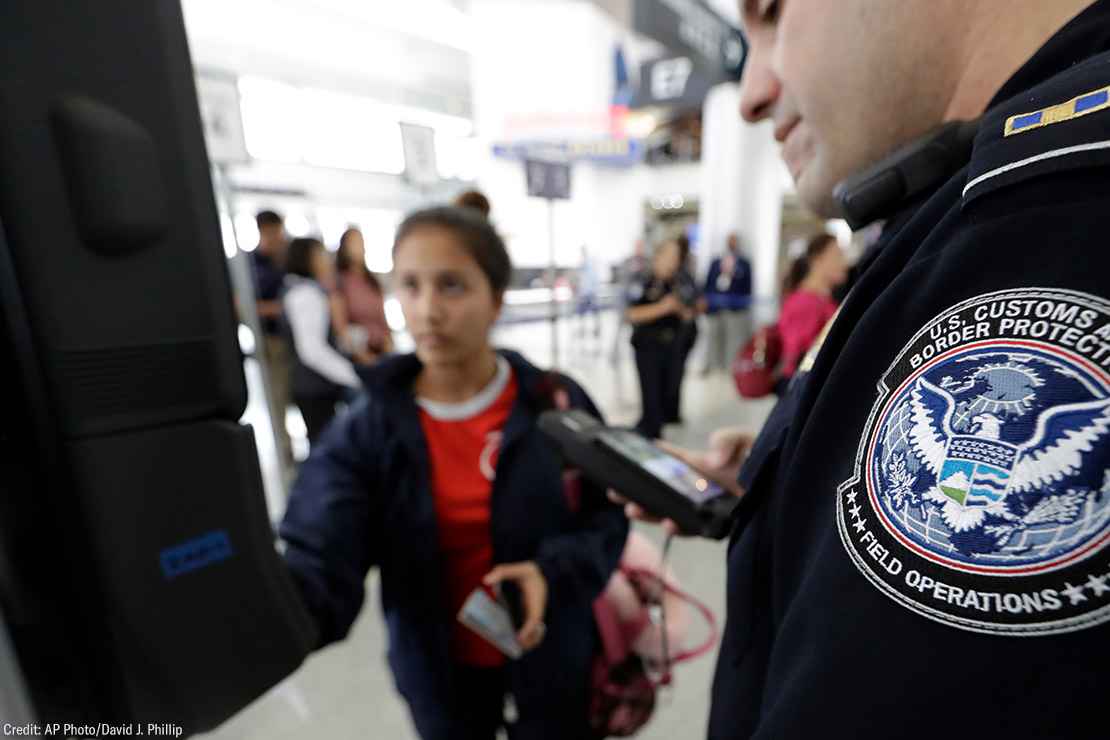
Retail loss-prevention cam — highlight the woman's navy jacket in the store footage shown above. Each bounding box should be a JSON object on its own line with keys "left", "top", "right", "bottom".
{"left": 278, "top": 349, "right": 628, "bottom": 734}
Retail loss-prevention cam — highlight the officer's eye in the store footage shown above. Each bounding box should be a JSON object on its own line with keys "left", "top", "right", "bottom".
{"left": 758, "top": 0, "right": 781, "bottom": 23}
{"left": 399, "top": 274, "right": 419, "bottom": 294}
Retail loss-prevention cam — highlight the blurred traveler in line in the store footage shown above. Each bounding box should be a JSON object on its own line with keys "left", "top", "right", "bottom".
{"left": 574, "top": 244, "right": 602, "bottom": 340}
{"left": 777, "top": 233, "right": 847, "bottom": 389}
{"left": 627, "top": 239, "right": 688, "bottom": 439}
{"left": 282, "top": 237, "right": 362, "bottom": 444}
{"left": 333, "top": 227, "right": 392, "bottom": 362}
{"left": 280, "top": 206, "right": 626, "bottom": 740}
{"left": 609, "top": 239, "right": 648, "bottom": 367}
{"left": 700, "top": 233, "right": 752, "bottom": 375}
{"left": 250, "top": 210, "right": 294, "bottom": 474}
{"left": 666, "top": 234, "right": 705, "bottom": 425}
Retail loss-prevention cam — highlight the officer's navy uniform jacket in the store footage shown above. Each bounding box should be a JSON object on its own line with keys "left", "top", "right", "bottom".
{"left": 279, "top": 350, "right": 627, "bottom": 738}
{"left": 711, "top": 3, "right": 1110, "bottom": 737}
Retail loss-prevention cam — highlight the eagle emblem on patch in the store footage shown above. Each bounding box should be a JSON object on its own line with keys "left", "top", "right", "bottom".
{"left": 838, "top": 288, "right": 1110, "bottom": 635}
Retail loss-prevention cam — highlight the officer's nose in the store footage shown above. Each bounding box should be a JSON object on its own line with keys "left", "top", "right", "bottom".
{"left": 739, "top": 46, "right": 782, "bottom": 124}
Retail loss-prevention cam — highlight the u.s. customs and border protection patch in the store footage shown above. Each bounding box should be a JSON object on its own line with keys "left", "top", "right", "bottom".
{"left": 838, "top": 288, "right": 1110, "bottom": 635}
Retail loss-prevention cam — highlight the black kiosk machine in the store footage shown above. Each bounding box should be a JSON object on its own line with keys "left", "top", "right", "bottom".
{"left": 0, "top": 0, "right": 315, "bottom": 734}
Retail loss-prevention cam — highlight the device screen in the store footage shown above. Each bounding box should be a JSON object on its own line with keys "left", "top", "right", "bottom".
{"left": 596, "top": 429, "right": 724, "bottom": 504}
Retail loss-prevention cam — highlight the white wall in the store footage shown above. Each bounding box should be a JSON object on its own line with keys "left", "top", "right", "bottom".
{"left": 184, "top": 0, "right": 792, "bottom": 289}
{"left": 470, "top": 0, "right": 707, "bottom": 270}
{"left": 480, "top": 156, "right": 701, "bottom": 270}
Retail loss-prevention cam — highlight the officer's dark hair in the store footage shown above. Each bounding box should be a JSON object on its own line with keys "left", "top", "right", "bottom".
{"left": 286, "top": 237, "right": 325, "bottom": 280}
{"left": 255, "top": 210, "right": 284, "bottom": 229}
{"left": 783, "top": 232, "right": 837, "bottom": 295}
{"left": 393, "top": 206, "right": 512, "bottom": 297}
{"left": 452, "top": 189, "right": 491, "bottom": 218}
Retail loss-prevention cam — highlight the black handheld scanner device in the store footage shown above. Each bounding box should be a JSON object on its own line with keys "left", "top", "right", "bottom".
{"left": 539, "top": 409, "right": 739, "bottom": 539}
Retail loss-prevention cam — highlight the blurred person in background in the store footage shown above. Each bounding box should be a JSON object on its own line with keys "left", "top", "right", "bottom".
{"left": 700, "top": 233, "right": 752, "bottom": 375}
{"left": 626, "top": 238, "right": 688, "bottom": 439}
{"left": 453, "top": 188, "right": 491, "bottom": 219}
{"left": 250, "top": 209, "right": 294, "bottom": 474}
{"left": 608, "top": 238, "right": 648, "bottom": 367}
{"left": 666, "top": 234, "right": 705, "bottom": 425}
{"left": 279, "top": 206, "right": 627, "bottom": 740}
{"left": 282, "top": 237, "right": 363, "bottom": 444}
{"left": 574, "top": 244, "right": 601, "bottom": 340}
{"left": 333, "top": 227, "right": 392, "bottom": 361}
{"left": 777, "top": 233, "right": 847, "bottom": 388}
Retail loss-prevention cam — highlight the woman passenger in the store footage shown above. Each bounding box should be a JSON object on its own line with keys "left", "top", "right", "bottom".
{"left": 279, "top": 206, "right": 627, "bottom": 740}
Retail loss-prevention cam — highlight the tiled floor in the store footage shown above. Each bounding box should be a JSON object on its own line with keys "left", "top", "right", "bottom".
{"left": 202, "top": 311, "right": 774, "bottom": 739}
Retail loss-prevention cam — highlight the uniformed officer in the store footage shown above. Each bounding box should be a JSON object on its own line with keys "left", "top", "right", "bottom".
{"left": 666, "top": 235, "right": 706, "bottom": 424}
{"left": 614, "top": 0, "right": 1110, "bottom": 737}
{"left": 626, "top": 238, "right": 691, "bottom": 439}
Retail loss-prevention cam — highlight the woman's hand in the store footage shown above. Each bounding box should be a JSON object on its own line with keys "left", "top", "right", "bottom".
{"left": 483, "top": 561, "right": 548, "bottom": 652}
{"left": 608, "top": 427, "right": 753, "bottom": 535}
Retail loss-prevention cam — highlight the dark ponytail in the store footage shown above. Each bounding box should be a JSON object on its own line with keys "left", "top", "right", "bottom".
{"left": 783, "top": 232, "right": 837, "bottom": 295}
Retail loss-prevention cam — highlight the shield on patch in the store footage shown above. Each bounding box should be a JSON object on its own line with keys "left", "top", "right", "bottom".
{"left": 938, "top": 435, "right": 1018, "bottom": 507}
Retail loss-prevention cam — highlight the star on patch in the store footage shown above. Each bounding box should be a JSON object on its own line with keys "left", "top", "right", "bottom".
{"left": 1086, "top": 573, "right": 1110, "bottom": 598}
{"left": 849, "top": 503, "right": 862, "bottom": 520}
{"left": 853, "top": 518, "right": 867, "bottom": 534}
{"left": 1062, "top": 582, "right": 1088, "bottom": 605}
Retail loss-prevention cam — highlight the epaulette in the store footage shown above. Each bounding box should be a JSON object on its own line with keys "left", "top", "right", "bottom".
{"left": 963, "top": 49, "right": 1110, "bottom": 204}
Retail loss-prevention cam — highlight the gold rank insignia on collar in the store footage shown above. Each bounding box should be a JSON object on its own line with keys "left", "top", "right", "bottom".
{"left": 1004, "top": 84, "right": 1110, "bottom": 136}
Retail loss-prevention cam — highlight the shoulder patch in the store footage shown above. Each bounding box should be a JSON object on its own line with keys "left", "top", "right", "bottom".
{"left": 963, "top": 51, "right": 1110, "bottom": 204}
{"left": 838, "top": 288, "right": 1110, "bottom": 636}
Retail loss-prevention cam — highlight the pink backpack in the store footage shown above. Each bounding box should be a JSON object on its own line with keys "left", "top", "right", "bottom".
{"left": 542, "top": 377, "right": 718, "bottom": 737}
{"left": 587, "top": 532, "right": 718, "bottom": 738}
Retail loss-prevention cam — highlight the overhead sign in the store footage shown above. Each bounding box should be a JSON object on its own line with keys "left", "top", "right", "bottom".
{"left": 399, "top": 122, "right": 439, "bottom": 186}
{"left": 195, "top": 74, "right": 249, "bottom": 164}
{"left": 494, "top": 138, "right": 643, "bottom": 167}
{"left": 631, "top": 55, "right": 715, "bottom": 109}
{"left": 631, "top": 0, "right": 746, "bottom": 83}
{"left": 524, "top": 159, "right": 571, "bottom": 200}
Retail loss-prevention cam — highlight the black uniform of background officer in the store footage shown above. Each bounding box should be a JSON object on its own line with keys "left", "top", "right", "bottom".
{"left": 627, "top": 238, "right": 690, "bottom": 439}
{"left": 615, "top": 1, "right": 1110, "bottom": 737}
{"left": 665, "top": 235, "right": 705, "bottom": 425}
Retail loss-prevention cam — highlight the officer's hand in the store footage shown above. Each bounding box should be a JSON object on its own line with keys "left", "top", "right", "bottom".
{"left": 659, "top": 293, "right": 684, "bottom": 315}
{"left": 662, "top": 427, "right": 751, "bottom": 498}
{"left": 607, "top": 427, "right": 752, "bottom": 535}
{"left": 483, "top": 561, "right": 548, "bottom": 652}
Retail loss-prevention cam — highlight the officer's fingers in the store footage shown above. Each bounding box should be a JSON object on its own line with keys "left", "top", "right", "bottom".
{"left": 709, "top": 427, "right": 754, "bottom": 462}
{"left": 607, "top": 489, "right": 629, "bottom": 506}
{"left": 655, "top": 439, "right": 703, "bottom": 469}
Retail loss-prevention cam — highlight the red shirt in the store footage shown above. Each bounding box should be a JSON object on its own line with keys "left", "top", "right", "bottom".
{"left": 417, "top": 361, "right": 517, "bottom": 666}
{"left": 779, "top": 290, "right": 838, "bottom": 378}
